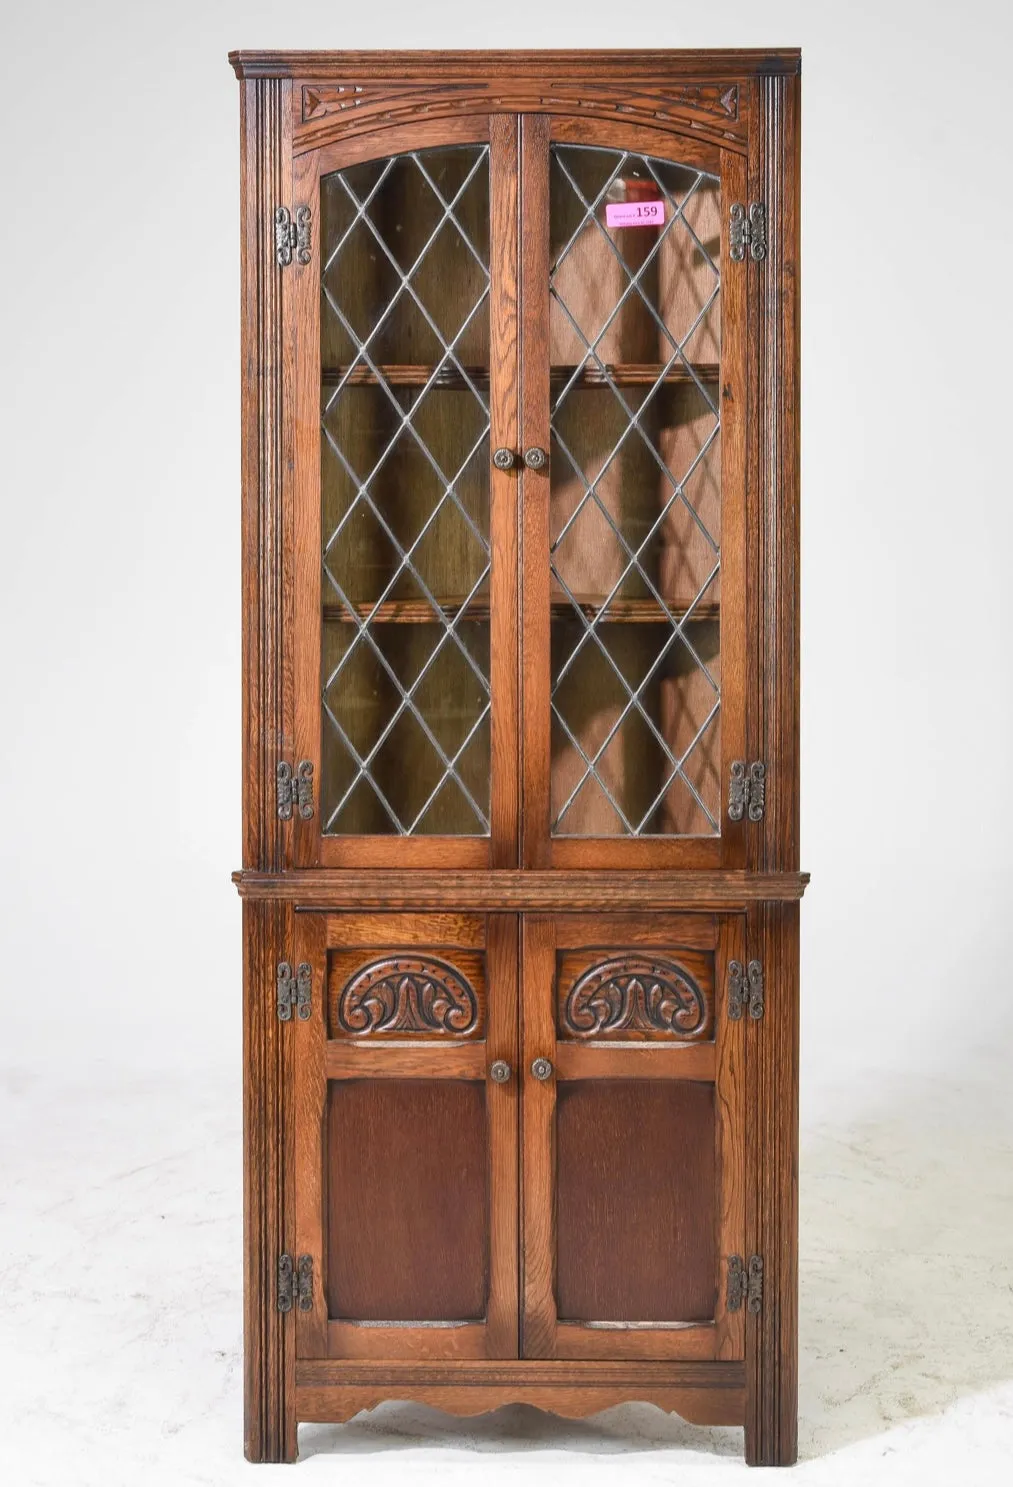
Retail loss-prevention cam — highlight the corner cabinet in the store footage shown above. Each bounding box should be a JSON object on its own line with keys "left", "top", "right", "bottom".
{"left": 230, "top": 48, "right": 805, "bottom": 1468}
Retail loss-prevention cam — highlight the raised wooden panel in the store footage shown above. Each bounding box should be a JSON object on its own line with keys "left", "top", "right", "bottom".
{"left": 555, "top": 1079, "right": 716, "bottom": 1323}
{"left": 326, "top": 1078, "right": 488, "bottom": 1321}
{"left": 328, "top": 949, "right": 486, "bottom": 1038}
{"left": 557, "top": 947, "right": 714, "bottom": 1041}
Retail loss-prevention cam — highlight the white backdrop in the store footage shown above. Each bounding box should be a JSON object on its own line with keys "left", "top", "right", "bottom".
{"left": 2, "top": 0, "right": 1010, "bottom": 1117}
{"left": 2, "top": 3, "right": 1013, "bottom": 1482}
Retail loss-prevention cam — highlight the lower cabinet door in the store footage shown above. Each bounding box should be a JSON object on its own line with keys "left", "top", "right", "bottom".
{"left": 521, "top": 912, "right": 746, "bottom": 1361}
{"left": 291, "top": 911, "right": 519, "bottom": 1360}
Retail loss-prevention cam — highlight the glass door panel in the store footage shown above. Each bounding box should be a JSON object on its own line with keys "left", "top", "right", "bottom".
{"left": 318, "top": 145, "right": 493, "bottom": 838}
{"left": 547, "top": 144, "right": 725, "bottom": 842}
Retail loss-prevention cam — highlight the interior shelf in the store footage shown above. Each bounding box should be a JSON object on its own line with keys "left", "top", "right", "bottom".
{"left": 321, "top": 362, "right": 719, "bottom": 391}
{"left": 323, "top": 597, "right": 719, "bottom": 625}
{"left": 552, "top": 597, "right": 720, "bottom": 624}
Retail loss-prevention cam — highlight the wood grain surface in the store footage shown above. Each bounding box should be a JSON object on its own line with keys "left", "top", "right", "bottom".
{"left": 234, "top": 47, "right": 802, "bottom": 1463}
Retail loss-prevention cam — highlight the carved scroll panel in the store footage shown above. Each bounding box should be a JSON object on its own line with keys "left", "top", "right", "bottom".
{"left": 557, "top": 948, "right": 714, "bottom": 1041}
{"left": 294, "top": 78, "right": 744, "bottom": 155}
{"left": 328, "top": 950, "right": 486, "bottom": 1038}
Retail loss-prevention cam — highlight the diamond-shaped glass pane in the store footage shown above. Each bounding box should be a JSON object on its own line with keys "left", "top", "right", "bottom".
{"left": 549, "top": 145, "right": 722, "bottom": 838}
{"left": 318, "top": 145, "right": 491, "bottom": 836}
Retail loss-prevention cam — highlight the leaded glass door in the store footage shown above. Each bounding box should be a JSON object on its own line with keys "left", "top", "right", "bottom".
{"left": 290, "top": 119, "right": 519, "bottom": 868}
{"left": 519, "top": 119, "right": 747, "bottom": 869}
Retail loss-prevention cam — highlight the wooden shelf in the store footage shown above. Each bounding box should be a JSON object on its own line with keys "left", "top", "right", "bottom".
{"left": 322, "top": 365, "right": 490, "bottom": 390}
{"left": 554, "top": 597, "right": 720, "bottom": 624}
{"left": 323, "top": 597, "right": 719, "bottom": 625}
{"left": 324, "top": 598, "right": 490, "bottom": 624}
{"left": 558, "top": 363, "right": 720, "bottom": 389}
{"left": 321, "top": 362, "right": 719, "bottom": 392}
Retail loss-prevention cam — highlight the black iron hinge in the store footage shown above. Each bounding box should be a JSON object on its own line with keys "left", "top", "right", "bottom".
{"left": 277, "top": 760, "right": 314, "bottom": 821}
{"left": 727, "top": 1254, "right": 764, "bottom": 1314}
{"left": 277, "top": 1253, "right": 314, "bottom": 1313}
{"left": 729, "top": 202, "right": 766, "bottom": 262}
{"left": 728, "top": 760, "right": 765, "bottom": 823}
{"left": 728, "top": 959, "right": 764, "bottom": 1021}
{"left": 277, "top": 961, "right": 312, "bottom": 1022}
{"left": 275, "top": 205, "right": 312, "bottom": 267}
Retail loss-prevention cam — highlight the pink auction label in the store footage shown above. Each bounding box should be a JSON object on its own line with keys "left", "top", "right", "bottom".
{"left": 605, "top": 199, "right": 665, "bottom": 228}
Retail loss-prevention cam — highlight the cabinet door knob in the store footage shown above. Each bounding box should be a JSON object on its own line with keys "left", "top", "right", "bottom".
{"left": 523, "top": 446, "right": 548, "bottom": 471}
{"left": 492, "top": 447, "right": 516, "bottom": 470}
{"left": 489, "top": 1060, "right": 512, "bottom": 1084}
{"left": 530, "top": 1057, "right": 554, "bottom": 1082}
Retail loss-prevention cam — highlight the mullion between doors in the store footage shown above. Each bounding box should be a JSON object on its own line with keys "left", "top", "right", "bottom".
{"left": 519, "top": 115, "right": 553, "bottom": 868}
{"left": 489, "top": 116, "right": 522, "bottom": 867}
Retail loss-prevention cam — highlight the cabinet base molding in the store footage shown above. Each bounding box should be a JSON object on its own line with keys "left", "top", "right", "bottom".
{"left": 294, "top": 1359, "right": 745, "bottom": 1427}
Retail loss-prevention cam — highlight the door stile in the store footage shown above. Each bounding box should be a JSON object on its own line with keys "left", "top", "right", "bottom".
{"left": 292, "top": 911, "right": 329, "bottom": 1356}
{"left": 489, "top": 117, "right": 522, "bottom": 868}
{"left": 717, "top": 147, "right": 748, "bottom": 872}
{"left": 485, "top": 912, "right": 521, "bottom": 1355}
{"left": 519, "top": 116, "right": 553, "bottom": 869}
{"left": 290, "top": 144, "right": 324, "bottom": 871}
{"left": 519, "top": 914, "right": 558, "bottom": 1354}
{"left": 714, "top": 912, "right": 747, "bottom": 1360}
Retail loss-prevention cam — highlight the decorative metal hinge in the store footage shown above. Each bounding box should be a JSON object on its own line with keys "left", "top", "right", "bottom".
{"left": 277, "top": 760, "right": 314, "bottom": 821}
{"left": 275, "top": 205, "right": 312, "bottom": 267}
{"left": 727, "top": 1254, "right": 764, "bottom": 1314}
{"left": 728, "top": 760, "right": 766, "bottom": 822}
{"left": 728, "top": 959, "right": 764, "bottom": 1021}
{"left": 277, "top": 1253, "right": 314, "bottom": 1312}
{"left": 277, "top": 961, "right": 312, "bottom": 1022}
{"left": 729, "top": 202, "right": 766, "bottom": 262}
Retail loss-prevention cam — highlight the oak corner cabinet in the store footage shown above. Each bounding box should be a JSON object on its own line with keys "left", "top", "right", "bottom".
{"left": 229, "top": 47, "right": 805, "bottom": 1467}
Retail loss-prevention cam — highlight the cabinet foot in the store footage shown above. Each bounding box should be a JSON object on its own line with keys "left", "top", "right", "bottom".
{"left": 744, "top": 1421, "right": 798, "bottom": 1468}
{"left": 244, "top": 1411, "right": 298, "bottom": 1464}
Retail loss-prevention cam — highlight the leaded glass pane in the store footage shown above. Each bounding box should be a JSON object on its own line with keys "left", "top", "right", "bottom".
{"left": 549, "top": 145, "right": 722, "bottom": 837}
{"left": 318, "top": 145, "right": 491, "bottom": 836}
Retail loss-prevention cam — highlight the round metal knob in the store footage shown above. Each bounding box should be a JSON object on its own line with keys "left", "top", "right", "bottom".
{"left": 492, "top": 447, "right": 516, "bottom": 471}
{"left": 523, "top": 446, "right": 548, "bottom": 471}
{"left": 490, "top": 1060, "right": 512, "bottom": 1084}
{"left": 530, "top": 1057, "right": 553, "bottom": 1082}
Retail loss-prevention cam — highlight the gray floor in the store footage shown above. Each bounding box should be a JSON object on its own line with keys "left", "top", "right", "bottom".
{"left": 2, "top": 1059, "right": 1011, "bottom": 1485}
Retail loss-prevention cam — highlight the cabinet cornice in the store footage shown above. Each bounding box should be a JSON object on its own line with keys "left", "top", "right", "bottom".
{"left": 229, "top": 49, "right": 802, "bottom": 82}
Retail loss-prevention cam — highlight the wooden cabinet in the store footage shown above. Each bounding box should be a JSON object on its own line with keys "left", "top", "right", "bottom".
{"left": 230, "top": 48, "right": 805, "bottom": 1467}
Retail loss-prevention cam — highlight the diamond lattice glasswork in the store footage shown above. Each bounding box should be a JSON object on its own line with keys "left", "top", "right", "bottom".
{"left": 318, "top": 146, "right": 492, "bottom": 836}
{"left": 548, "top": 145, "right": 723, "bottom": 838}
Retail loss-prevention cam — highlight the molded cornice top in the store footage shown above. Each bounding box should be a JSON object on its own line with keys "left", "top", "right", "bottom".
{"left": 229, "top": 48, "right": 802, "bottom": 81}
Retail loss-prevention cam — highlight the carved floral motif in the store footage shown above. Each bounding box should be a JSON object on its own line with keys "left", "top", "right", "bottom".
{"left": 336, "top": 955, "right": 479, "bottom": 1036}
{"left": 562, "top": 955, "right": 709, "bottom": 1039}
